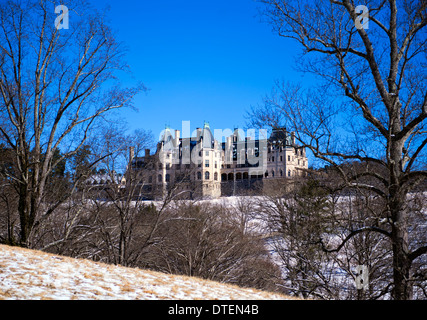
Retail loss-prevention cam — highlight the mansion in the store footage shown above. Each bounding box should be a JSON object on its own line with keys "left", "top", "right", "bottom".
{"left": 126, "top": 122, "right": 308, "bottom": 199}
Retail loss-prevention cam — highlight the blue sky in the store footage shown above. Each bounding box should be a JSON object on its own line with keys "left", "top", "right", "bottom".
{"left": 97, "top": 0, "right": 309, "bottom": 141}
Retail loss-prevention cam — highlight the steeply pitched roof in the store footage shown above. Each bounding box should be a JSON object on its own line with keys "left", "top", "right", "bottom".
{"left": 200, "top": 122, "right": 215, "bottom": 149}
{"left": 268, "top": 128, "right": 292, "bottom": 145}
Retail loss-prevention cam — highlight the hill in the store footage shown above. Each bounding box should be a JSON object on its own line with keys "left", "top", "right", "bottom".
{"left": 0, "top": 244, "right": 292, "bottom": 300}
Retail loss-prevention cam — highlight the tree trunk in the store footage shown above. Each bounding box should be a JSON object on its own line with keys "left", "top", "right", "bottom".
{"left": 389, "top": 136, "right": 413, "bottom": 299}
{"left": 18, "top": 184, "right": 30, "bottom": 247}
{"left": 390, "top": 200, "right": 413, "bottom": 300}
{"left": 391, "top": 234, "right": 412, "bottom": 299}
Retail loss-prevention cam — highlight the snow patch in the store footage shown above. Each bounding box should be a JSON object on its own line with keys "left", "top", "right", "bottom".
{"left": 0, "top": 245, "right": 291, "bottom": 300}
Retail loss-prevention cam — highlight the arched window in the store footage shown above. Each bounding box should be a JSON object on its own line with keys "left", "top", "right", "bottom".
{"left": 205, "top": 171, "right": 210, "bottom": 180}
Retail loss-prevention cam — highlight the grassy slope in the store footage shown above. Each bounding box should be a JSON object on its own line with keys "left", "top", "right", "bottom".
{"left": 0, "top": 244, "right": 293, "bottom": 300}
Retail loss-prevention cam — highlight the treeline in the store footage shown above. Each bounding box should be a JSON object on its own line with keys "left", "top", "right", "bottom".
{"left": 1, "top": 139, "right": 426, "bottom": 298}
{"left": 256, "top": 172, "right": 426, "bottom": 299}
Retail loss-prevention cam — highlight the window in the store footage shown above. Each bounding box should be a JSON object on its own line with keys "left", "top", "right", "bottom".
{"left": 288, "top": 155, "right": 291, "bottom": 161}
{"left": 205, "top": 171, "right": 210, "bottom": 180}
{"left": 158, "top": 174, "right": 162, "bottom": 182}
{"left": 280, "top": 156, "right": 283, "bottom": 162}
{"left": 215, "top": 161, "right": 217, "bottom": 168}
{"left": 214, "top": 172, "right": 218, "bottom": 181}
{"left": 205, "top": 151, "right": 209, "bottom": 156}
{"left": 288, "top": 170, "right": 291, "bottom": 177}
{"left": 272, "top": 156, "right": 275, "bottom": 162}
{"left": 197, "top": 172, "right": 202, "bottom": 180}
{"left": 205, "top": 160, "right": 210, "bottom": 167}
{"left": 272, "top": 170, "right": 275, "bottom": 177}
{"left": 165, "top": 174, "right": 170, "bottom": 182}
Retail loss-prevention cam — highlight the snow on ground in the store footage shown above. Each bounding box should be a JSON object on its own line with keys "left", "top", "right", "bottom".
{"left": 0, "top": 245, "right": 292, "bottom": 300}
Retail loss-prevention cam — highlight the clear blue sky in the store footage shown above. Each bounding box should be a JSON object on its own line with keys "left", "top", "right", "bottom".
{"left": 97, "top": 0, "right": 310, "bottom": 141}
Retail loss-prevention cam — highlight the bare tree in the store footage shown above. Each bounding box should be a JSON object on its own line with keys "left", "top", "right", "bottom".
{"left": 149, "top": 201, "right": 282, "bottom": 292}
{"left": 0, "top": 0, "right": 144, "bottom": 247}
{"left": 250, "top": 0, "right": 427, "bottom": 299}
{"left": 256, "top": 178, "right": 339, "bottom": 299}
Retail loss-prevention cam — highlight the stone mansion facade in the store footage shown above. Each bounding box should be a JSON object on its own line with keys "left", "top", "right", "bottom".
{"left": 126, "top": 122, "right": 308, "bottom": 199}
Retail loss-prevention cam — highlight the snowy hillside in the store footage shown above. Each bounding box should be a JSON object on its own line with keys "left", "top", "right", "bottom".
{"left": 0, "top": 245, "right": 291, "bottom": 300}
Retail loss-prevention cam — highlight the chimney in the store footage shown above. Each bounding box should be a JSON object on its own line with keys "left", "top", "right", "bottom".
{"left": 175, "top": 130, "right": 180, "bottom": 146}
{"left": 226, "top": 136, "right": 232, "bottom": 149}
{"left": 129, "top": 147, "right": 135, "bottom": 161}
{"left": 226, "top": 136, "right": 232, "bottom": 163}
{"left": 291, "top": 132, "right": 296, "bottom": 145}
